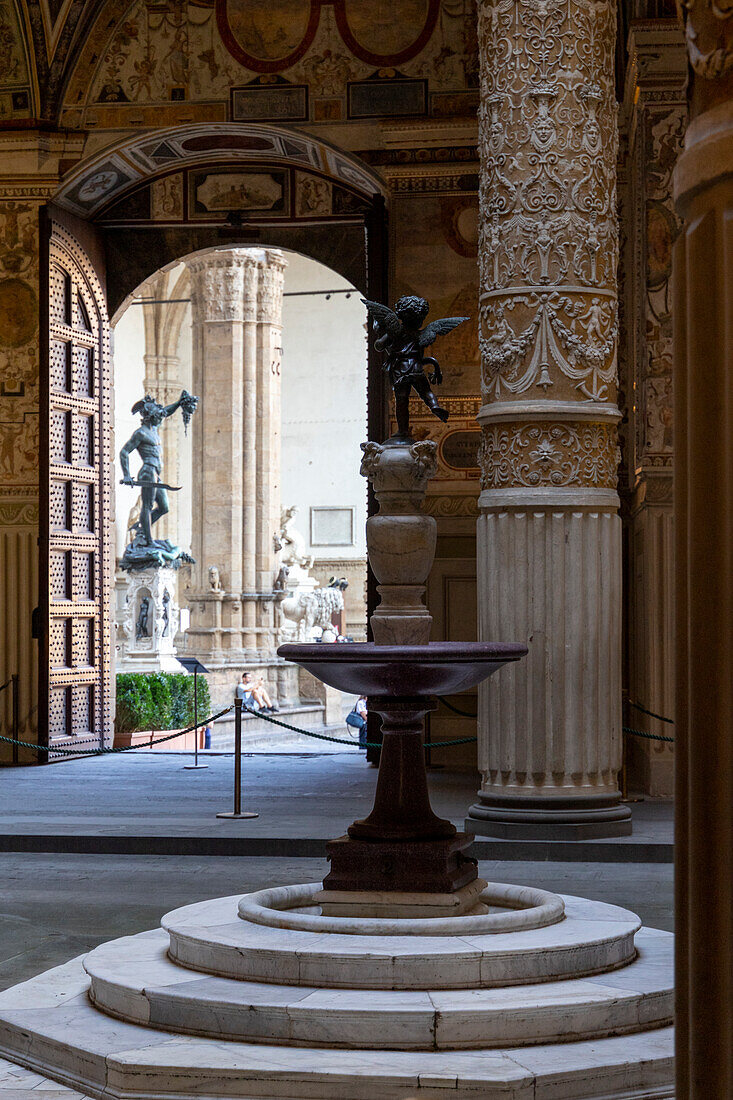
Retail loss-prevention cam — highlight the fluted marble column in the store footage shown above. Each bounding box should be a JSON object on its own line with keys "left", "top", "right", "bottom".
{"left": 672, "top": 4, "right": 733, "bottom": 1094}
{"left": 186, "top": 248, "right": 286, "bottom": 662}
{"left": 467, "top": 0, "right": 630, "bottom": 837}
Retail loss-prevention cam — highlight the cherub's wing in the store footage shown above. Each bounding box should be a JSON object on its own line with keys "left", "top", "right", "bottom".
{"left": 361, "top": 299, "right": 405, "bottom": 340}
{"left": 418, "top": 316, "right": 470, "bottom": 347}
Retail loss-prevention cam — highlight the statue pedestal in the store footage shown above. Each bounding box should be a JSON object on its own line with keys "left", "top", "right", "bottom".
{"left": 116, "top": 566, "right": 186, "bottom": 673}
{"left": 360, "top": 439, "right": 438, "bottom": 645}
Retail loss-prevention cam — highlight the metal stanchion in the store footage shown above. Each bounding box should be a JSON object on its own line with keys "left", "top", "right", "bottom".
{"left": 216, "top": 698, "right": 258, "bottom": 819}
{"left": 11, "top": 675, "right": 19, "bottom": 766}
{"left": 180, "top": 658, "right": 209, "bottom": 770}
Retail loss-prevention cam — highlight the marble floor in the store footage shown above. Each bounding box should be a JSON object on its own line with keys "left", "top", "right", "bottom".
{"left": 0, "top": 1055, "right": 91, "bottom": 1098}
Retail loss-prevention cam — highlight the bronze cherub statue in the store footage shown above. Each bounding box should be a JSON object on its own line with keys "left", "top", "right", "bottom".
{"left": 362, "top": 295, "right": 468, "bottom": 440}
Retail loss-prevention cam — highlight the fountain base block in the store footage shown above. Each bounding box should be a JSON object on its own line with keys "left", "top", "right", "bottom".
{"left": 323, "top": 832, "right": 478, "bottom": 894}
{"left": 315, "top": 878, "right": 489, "bottom": 919}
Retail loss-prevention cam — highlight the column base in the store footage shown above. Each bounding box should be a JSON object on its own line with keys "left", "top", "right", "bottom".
{"left": 466, "top": 792, "right": 632, "bottom": 840}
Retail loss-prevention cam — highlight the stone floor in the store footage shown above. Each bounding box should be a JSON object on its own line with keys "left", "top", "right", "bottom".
{"left": 0, "top": 752, "right": 673, "bottom": 858}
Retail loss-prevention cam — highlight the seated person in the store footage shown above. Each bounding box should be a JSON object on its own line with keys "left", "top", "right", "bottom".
{"left": 236, "top": 672, "right": 279, "bottom": 713}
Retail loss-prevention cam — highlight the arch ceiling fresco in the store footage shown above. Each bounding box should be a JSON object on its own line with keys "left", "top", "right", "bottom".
{"left": 5, "top": 1, "right": 672, "bottom": 124}
{"left": 53, "top": 122, "right": 386, "bottom": 218}
{"left": 59, "top": 0, "right": 477, "bottom": 130}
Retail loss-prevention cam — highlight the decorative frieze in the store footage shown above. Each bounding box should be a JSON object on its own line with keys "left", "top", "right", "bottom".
{"left": 479, "top": 421, "right": 619, "bottom": 490}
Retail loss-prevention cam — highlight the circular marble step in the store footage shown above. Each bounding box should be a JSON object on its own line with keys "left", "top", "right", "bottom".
{"left": 163, "top": 889, "right": 641, "bottom": 990}
{"left": 0, "top": 953, "right": 676, "bottom": 1100}
{"left": 85, "top": 925, "right": 673, "bottom": 1050}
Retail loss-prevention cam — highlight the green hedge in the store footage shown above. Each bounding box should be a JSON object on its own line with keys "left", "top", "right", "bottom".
{"left": 115, "top": 672, "right": 211, "bottom": 733}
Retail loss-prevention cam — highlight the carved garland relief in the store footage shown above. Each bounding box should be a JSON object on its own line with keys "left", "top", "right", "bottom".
{"left": 476, "top": 0, "right": 618, "bottom": 406}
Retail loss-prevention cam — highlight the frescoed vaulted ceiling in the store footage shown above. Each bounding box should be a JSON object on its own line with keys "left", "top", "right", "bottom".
{"left": 2, "top": 0, "right": 681, "bottom": 126}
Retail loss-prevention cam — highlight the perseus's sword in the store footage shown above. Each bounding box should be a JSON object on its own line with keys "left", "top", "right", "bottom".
{"left": 120, "top": 479, "right": 182, "bottom": 491}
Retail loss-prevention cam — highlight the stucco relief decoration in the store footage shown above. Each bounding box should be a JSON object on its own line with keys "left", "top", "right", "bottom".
{"left": 676, "top": 0, "right": 733, "bottom": 79}
{"left": 479, "top": 422, "right": 619, "bottom": 489}
{"left": 476, "top": 0, "right": 618, "bottom": 403}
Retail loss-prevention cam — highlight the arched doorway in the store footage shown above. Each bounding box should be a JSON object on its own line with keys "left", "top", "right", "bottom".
{"left": 110, "top": 245, "right": 369, "bottom": 732}
{"left": 39, "top": 123, "right": 388, "bottom": 754}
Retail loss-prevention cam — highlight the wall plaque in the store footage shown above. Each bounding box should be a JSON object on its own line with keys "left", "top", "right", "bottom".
{"left": 439, "top": 429, "right": 480, "bottom": 471}
{"left": 347, "top": 78, "right": 427, "bottom": 119}
{"left": 231, "top": 84, "right": 308, "bottom": 122}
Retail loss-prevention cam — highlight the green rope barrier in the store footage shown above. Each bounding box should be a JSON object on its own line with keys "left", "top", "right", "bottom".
{"left": 1, "top": 699, "right": 480, "bottom": 757}
{"left": 243, "top": 704, "right": 477, "bottom": 748}
{"left": 623, "top": 725, "right": 675, "bottom": 745}
{"left": 628, "top": 700, "right": 674, "bottom": 725}
{"left": 439, "top": 697, "right": 477, "bottom": 719}
{"left": 0, "top": 705, "right": 234, "bottom": 756}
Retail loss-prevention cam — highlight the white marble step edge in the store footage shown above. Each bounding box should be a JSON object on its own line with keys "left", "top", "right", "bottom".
{"left": 162, "top": 892, "right": 642, "bottom": 990}
{"left": 83, "top": 925, "right": 673, "bottom": 1051}
{"left": 0, "top": 956, "right": 674, "bottom": 1100}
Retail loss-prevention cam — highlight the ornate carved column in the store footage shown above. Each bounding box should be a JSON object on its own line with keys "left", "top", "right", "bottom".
{"left": 672, "top": 4, "right": 733, "bottom": 1095}
{"left": 467, "top": 0, "right": 630, "bottom": 837}
{"left": 622, "top": 23, "right": 687, "bottom": 797}
{"left": 186, "top": 248, "right": 286, "bottom": 669}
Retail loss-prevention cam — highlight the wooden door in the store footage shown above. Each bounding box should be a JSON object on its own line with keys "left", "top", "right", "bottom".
{"left": 39, "top": 209, "right": 113, "bottom": 757}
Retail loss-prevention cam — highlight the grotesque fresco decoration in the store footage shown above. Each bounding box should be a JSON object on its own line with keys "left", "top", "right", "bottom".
{"left": 0, "top": 0, "right": 32, "bottom": 120}
{"left": 62, "top": 0, "right": 478, "bottom": 123}
{"left": 0, "top": 202, "right": 39, "bottom": 490}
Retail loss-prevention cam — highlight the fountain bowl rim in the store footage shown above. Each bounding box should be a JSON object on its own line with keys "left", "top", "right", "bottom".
{"left": 278, "top": 641, "right": 528, "bottom": 663}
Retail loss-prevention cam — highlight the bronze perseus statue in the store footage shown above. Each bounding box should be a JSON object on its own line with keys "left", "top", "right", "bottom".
{"left": 362, "top": 295, "right": 468, "bottom": 439}
{"left": 119, "top": 390, "right": 198, "bottom": 571}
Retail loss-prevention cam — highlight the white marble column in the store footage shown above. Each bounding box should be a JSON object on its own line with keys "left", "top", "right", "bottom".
{"left": 467, "top": 0, "right": 630, "bottom": 837}
{"left": 186, "top": 248, "right": 286, "bottom": 663}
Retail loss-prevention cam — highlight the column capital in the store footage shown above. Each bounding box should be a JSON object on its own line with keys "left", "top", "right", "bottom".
{"left": 257, "top": 249, "right": 287, "bottom": 324}
{"left": 186, "top": 249, "right": 264, "bottom": 324}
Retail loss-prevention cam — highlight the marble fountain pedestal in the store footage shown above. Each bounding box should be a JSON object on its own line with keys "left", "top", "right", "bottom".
{"left": 0, "top": 439, "right": 674, "bottom": 1098}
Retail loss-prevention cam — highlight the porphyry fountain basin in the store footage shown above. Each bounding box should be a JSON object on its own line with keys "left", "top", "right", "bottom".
{"left": 279, "top": 640, "right": 526, "bottom": 896}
